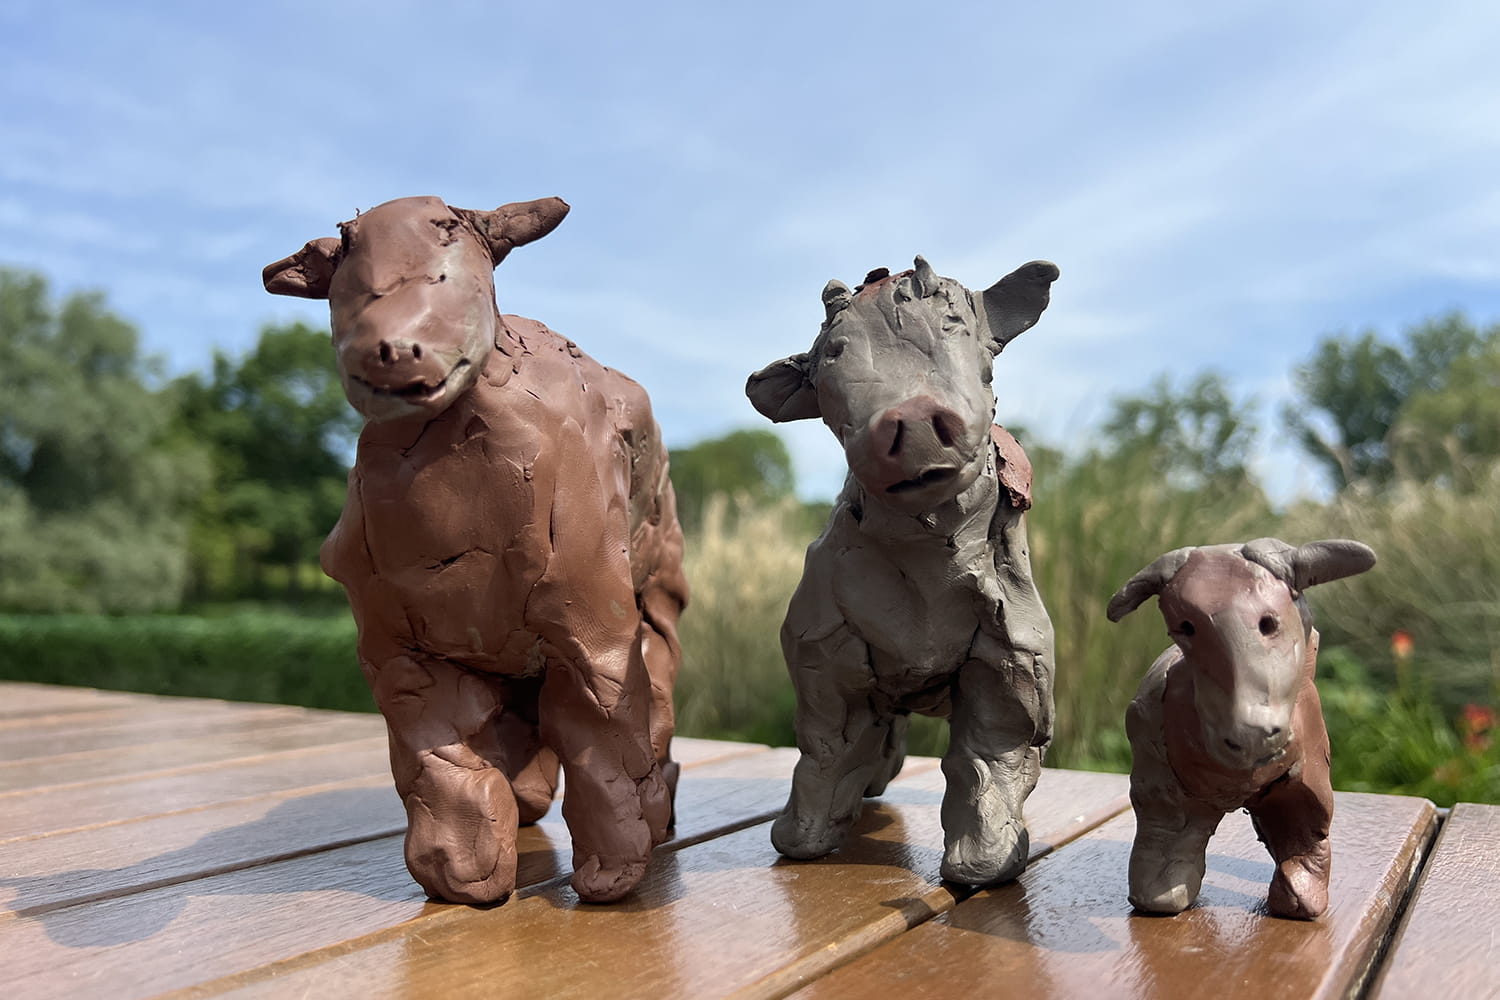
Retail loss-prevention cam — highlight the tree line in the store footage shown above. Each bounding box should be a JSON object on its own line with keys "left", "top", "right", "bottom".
{"left": 2, "top": 264, "right": 1498, "bottom": 614}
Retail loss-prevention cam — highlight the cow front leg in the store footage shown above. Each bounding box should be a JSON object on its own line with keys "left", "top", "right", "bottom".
{"left": 1128, "top": 795, "right": 1223, "bottom": 914}
{"left": 773, "top": 648, "right": 893, "bottom": 860}
{"left": 1247, "top": 769, "right": 1334, "bottom": 919}
{"left": 540, "top": 649, "right": 670, "bottom": 903}
{"left": 940, "top": 654, "right": 1049, "bottom": 885}
{"left": 364, "top": 651, "right": 520, "bottom": 905}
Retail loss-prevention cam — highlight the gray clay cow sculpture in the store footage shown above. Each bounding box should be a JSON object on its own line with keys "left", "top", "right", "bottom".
{"left": 263, "top": 196, "right": 688, "bottom": 905}
{"left": 746, "top": 256, "right": 1059, "bottom": 885}
{"left": 1107, "top": 537, "right": 1377, "bottom": 919}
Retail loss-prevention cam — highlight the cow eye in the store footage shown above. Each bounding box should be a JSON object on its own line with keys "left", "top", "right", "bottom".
{"left": 1259, "top": 615, "right": 1278, "bottom": 636}
{"left": 1176, "top": 621, "right": 1195, "bottom": 638}
{"left": 823, "top": 337, "right": 848, "bottom": 360}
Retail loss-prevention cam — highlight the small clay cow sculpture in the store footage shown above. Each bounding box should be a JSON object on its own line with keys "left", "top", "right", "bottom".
{"left": 746, "top": 257, "right": 1058, "bottom": 885}
{"left": 263, "top": 196, "right": 688, "bottom": 905}
{"left": 1107, "top": 538, "right": 1376, "bottom": 919}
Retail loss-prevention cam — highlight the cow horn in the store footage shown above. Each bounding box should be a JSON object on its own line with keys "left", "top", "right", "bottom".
{"left": 912, "top": 255, "right": 940, "bottom": 298}
{"left": 1107, "top": 547, "right": 1195, "bottom": 621}
{"left": 455, "top": 197, "right": 570, "bottom": 266}
{"left": 1244, "top": 537, "right": 1376, "bottom": 592}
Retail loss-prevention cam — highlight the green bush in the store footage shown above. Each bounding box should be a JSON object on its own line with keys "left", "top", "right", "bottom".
{"left": 0, "top": 610, "right": 371, "bottom": 712}
{"left": 1319, "top": 647, "right": 1499, "bottom": 806}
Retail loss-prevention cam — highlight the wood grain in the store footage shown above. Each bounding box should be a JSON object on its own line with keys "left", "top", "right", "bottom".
{"left": 0, "top": 703, "right": 310, "bottom": 759}
{"left": 0, "top": 746, "right": 805, "bottom": 1000}
{"left": 0, "top": 714, "right": 387, "bottom": 792}
{"left": 1368, "top": 802, "right": 1500, "bottom": 999}
{"left": 185, "top": 766, "right": 1125, "bottom": 1000}
{"left": 798, "top": 791, "right": 1436, "bottom": 1000}
{"left": 0, "top": 737, "right": 392, "bottom": 843}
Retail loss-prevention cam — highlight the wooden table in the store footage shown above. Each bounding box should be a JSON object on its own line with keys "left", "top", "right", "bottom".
{"left": 0, "top": 682, "right": 1494, "bottom": 999}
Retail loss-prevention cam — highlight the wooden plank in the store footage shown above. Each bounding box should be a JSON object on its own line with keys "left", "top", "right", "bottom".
{"left": 178, "top": 767, "right": 1126, "bottom": 1000}
{"left": 0, "top": 683, "right": 149, "bottom": 719}
{"left": 0, "top": 746, "right": 809, "bottom": 1000}
{"left": 0, "top": 703, "right": 313, "bottom": 759}
{"left": 799, "top": 791, "right": 1437, "bottom": 1000}
{"left": 0, "top": 714, "right": 387, "bottom": 793}
{"left": 0, "top": 737, "right": 392, "bottom": 843}
{"left": 1368, "top": 802, "right": 1500, "bottom": 999}
{"left": 0, "top": 737, "right": 780, "bottom": 921}
{"left": 0, "top": 775, "right": 404, "bottom": 919}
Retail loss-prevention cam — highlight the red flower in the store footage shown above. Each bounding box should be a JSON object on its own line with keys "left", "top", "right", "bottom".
{"left": 1459, "top": 704, "right": 1495, "bottom": 752}
{"left": 1390, "top": 630, "right": 1414, "bottom": 660}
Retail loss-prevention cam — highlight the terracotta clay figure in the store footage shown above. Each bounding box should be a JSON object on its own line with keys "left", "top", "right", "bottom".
{"left": 1107, "top": 538, "right": 1376, "bottom": 919}
{"left": 263, "top": 196, "right": 688, "bottom": 905}
{"left": 746, "top": 256, "right": 1058, "bottom": 885}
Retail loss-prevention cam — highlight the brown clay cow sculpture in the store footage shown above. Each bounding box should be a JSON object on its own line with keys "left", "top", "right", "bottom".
{"left": 1107, "top": 538, "right": 1377, "bottom": 919}
{"left": 263, "top": 195, "right": 688, "bottom": 905}
{"left": 746, "top": 256, "right": 1058, "bottom": 885}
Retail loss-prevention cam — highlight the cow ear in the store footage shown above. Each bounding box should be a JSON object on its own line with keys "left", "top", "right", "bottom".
{"left": 746, "top": 354, "right": 820, "bottom": 422}
{"left": 980, "top": 260, "right": 1059, "bottom": 353}
{"left": 455, "top": 197, "right": 570, "bottom": 266}
{"left": 263, "top": 238, "right": 341, "bottom": 299}
{"left": 1107, "top": 547, "right": 1194, "bottom": 622}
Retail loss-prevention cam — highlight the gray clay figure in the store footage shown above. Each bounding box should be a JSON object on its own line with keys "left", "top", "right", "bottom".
{"left": 263, "top": 196, "right": 688, "bottom": 906}
{"left": 1107, "top": 538, "right": 1377, "bottom": 919}
{"left": 746, "top": 256, "right": 1059, "bottom": 885}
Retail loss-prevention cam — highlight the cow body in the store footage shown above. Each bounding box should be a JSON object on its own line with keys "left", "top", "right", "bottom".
{"left": 264, "top": 196, "right": 686, "bottom": 905}
{"left": 747, "top": 257, "right": 1058, "bottom": 885}
{"left": 1109, "top": 538, "right": 1376, "bottom": 919}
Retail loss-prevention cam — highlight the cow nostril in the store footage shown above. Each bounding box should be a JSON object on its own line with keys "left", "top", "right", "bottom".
{"left": 932, "top": 412, "right": 958, "bottom": 448}
{"left": 379, "top": 341, "right": 395, "bottom": 364}
{"left": 1224, "top": 738, "right": 1243, "bottom": 753}
{"left": 411, "top": 343, "right": 423, "bottom": 360}
{"left": 888, "top": 419, "right": 905, "bottom": 456}
{"left": 1268, "top": 726, "right": 1283, "bottom": 737}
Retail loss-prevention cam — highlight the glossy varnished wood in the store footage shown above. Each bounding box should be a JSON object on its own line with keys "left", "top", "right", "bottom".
{"left": 0, "top": 684, "right": 1478, "bottom": 999}
{"left": 188, "top": 766, "right": 1127, "bottom": 999}
{"left": 1369, "top": 802, "right": 1500, "bottom": 999}
{"left": 798, "top": 791, "right": 1437, "bottom": 1000}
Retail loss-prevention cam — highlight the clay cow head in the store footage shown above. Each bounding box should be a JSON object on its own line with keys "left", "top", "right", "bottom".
{"left": 263, "top": 195, "right": 569, "bottom": 423}
{"left": 746, "top": 258, "right": 1057, "bottom": 513}
{"left": 1108, "top": 539, "right": 1376, "bottom": 769}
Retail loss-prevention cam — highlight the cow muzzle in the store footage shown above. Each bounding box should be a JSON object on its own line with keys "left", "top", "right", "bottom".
{"left": 848, "top": 395, "right": 982, "bottom": 507}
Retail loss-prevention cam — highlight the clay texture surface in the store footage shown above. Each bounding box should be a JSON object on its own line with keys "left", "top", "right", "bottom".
{"left": 263, "top": 195, "right": 687, "bottom": 905}
{"left": 746, "top": 256, "right": 1058, "bottom": 886}
{"left": 1108, "top": 537, "right": 1377, "bottom": 919}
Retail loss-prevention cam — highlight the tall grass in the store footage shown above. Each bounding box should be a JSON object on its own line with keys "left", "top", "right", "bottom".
{"left": 1283, "top": 462, "right": 1500, "bottom": 708}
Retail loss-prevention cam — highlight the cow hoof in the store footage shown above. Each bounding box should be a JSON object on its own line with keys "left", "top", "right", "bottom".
{"left": 771, "top": 810, "right": 846, "bottom": 860}
{"left": 941, "top": 820, "right": 1029, "bottom": 885}
{"left": 572, "top": 854, "right": 647, "bottom": 903}
{"left": 1128, "top": 860, "right": 1204, "bottom": 915}
{"left": 404, "top": 806, "right": 517, "bottom": 905}
{"left": 1267, "top": 860, "right": 1328, "bottom": 920}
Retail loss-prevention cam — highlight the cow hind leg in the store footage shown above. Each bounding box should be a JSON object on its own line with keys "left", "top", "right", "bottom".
{"left": 864, "top": 714, "right": 908, "bottom": 797}
{"left": 365, "top": 652, "right": 520, "bottom": 905}
{"left": 473, "top": 678, "right": 559, "bottom": 826}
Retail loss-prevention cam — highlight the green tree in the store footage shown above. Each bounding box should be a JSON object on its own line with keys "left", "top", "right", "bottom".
{"left": 0, "top": 269, "right": 206, "bottom": 613}
{"left": 1284, "top": 313, "right": 1489, "bottom": 490}
{"left": 1100, "top": 372, "right": 1258, "bottom": 494}
{"left": 669, "top": 428, "right": 796, "bottom": 531}
{"left": 177, "top": 322, "right": 358, "bottom": 599}
{"left": 1389, "top": 337, "right": 1500, "bottom": 490}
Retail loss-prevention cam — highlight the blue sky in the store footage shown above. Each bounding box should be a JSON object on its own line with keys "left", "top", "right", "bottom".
{"left": 4, "top": 0, "right": 1500, "bottom": 501}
